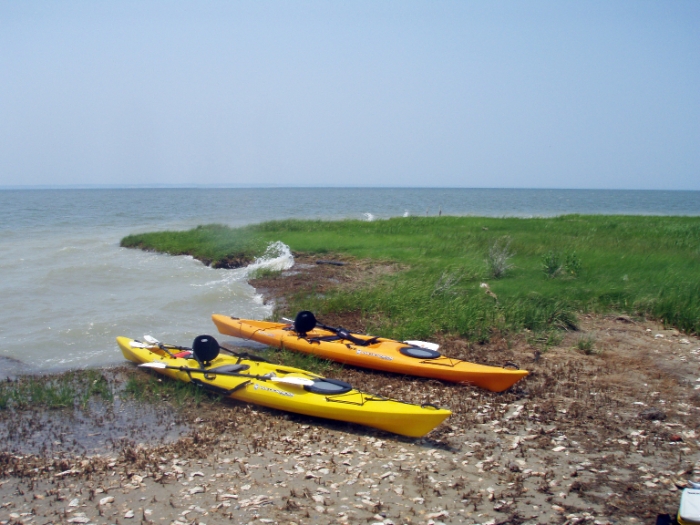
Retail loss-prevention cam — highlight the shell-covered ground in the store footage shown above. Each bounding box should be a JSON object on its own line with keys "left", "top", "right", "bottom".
{"left": 1, "top": 257, "right": 699, "bottom": 525}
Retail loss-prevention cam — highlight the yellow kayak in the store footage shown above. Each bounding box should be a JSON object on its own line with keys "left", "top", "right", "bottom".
{"left": 117, "top": 334, "right": 451, "bottom": 438}
{"left": 212, "top": 312, "right": 528, "bottom": 392}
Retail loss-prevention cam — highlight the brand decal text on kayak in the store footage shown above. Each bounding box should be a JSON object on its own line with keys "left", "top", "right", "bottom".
{"left": 253, "top": 383, "right": 294, "bottom": 397}
{"left": 355, "top": 349, "right": 393, "bottom": 361}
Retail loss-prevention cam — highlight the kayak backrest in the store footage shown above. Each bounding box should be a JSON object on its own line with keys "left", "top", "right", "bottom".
{"left": 294, "top": 310, "right": 317, "bottom": 336}
{"left": 192, "top": 335, "right": 220, "bottom": 365}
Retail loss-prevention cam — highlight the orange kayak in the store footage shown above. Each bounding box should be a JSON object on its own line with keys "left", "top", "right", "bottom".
{"left": 212, "top": 314, "right": 528, "bottom": 392}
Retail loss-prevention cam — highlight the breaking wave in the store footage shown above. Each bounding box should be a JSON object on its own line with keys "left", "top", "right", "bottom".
{"left": 244, "top": 241, "right": 295, "bottom": 276}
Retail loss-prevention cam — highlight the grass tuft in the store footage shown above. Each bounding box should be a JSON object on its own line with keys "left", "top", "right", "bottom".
{"left": 575, "top": 335, "right": 598, "bottom": 355}
{"left": 431, "top": 270, "right": 463, "bottom": 297}
{"left": 487, "top": 236, "right": 515, "bottom": 279}
{"left": 542, "top": 251, "right": 582, "bottom": 279}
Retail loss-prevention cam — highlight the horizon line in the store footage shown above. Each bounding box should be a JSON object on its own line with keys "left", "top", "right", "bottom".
{"left": 1, "top": 184, "right": 699, "bottom": 192}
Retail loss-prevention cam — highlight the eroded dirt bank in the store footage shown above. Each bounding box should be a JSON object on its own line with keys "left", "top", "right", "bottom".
{"left": 2, "top": 256, "right": 700, "bottom": 525}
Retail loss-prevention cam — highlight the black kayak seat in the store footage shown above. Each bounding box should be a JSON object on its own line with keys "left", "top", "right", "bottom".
{"left": 193, "top": 335, "right": 221, "bottom": 364}
{"left": 206, "top": 364, "right": 250, "bottom": 374}
{"left": 294, "top": 311, "right": 317, "bottom": 337}
{"left": 304, "top": 378, "right": 353, "bottom": 395}
{"left": 399, "top": 346, "right": 441, "bottom": 359}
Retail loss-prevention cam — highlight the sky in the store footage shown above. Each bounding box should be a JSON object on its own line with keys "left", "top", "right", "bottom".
{"left": 0, "top": 1, "right": 698, "bottom": 190}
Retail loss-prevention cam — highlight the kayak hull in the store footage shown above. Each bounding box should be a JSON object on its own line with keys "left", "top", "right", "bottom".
{"left": 117, "top": 337, "right": 450, "bottom": 438}
{"left": 212, "top": 315, "right": 528, "bottom": 392}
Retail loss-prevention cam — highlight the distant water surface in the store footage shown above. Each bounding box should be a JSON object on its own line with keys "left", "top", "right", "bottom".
{"left": 0, "top": 188, "right": 698, "bottom": 375}
{"left": 2, "top": 188, "right": 699, "bottom": 233}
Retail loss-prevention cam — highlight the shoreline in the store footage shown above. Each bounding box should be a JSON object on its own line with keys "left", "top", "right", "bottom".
{"left": 2, "top": 259, "right": 700, "bottom": 523}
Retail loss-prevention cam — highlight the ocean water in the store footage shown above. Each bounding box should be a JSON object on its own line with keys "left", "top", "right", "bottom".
{"left": 1, "top": 187, "right": 699, "bottom": 375}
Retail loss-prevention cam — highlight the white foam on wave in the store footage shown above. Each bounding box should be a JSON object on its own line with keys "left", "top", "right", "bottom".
{"left": 194, "top": 241, "right": 294, "bottom": 288}
{"left": 251, "top": 293, "right": 266, "bottom": 305}
{"left": 245, "top": 240, "right": 295, "bottom": 276}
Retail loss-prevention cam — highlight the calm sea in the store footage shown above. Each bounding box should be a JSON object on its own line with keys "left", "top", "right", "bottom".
{"left": 1, "top": 188, "right": 698, "bottom": 375}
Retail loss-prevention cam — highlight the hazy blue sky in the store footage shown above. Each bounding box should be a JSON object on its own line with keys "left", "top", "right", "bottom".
{"left": 1, "top": 1, "right": 698, "bottom": 189}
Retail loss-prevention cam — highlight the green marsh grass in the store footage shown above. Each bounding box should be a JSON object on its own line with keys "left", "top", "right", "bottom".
{"left": 123, "top": 215, "right": 700, "bottom": 337}
{"left": 121, "top": 224, "right": 265, "bottom": 268}
{"left": 123, "top": 371, "right": 211, "bottom": 408}
{"left": 79, "top": 369, "right": 114, "bottom": 409}
{"left": 0, "top": 370, "right": 114, "bottom": 410}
